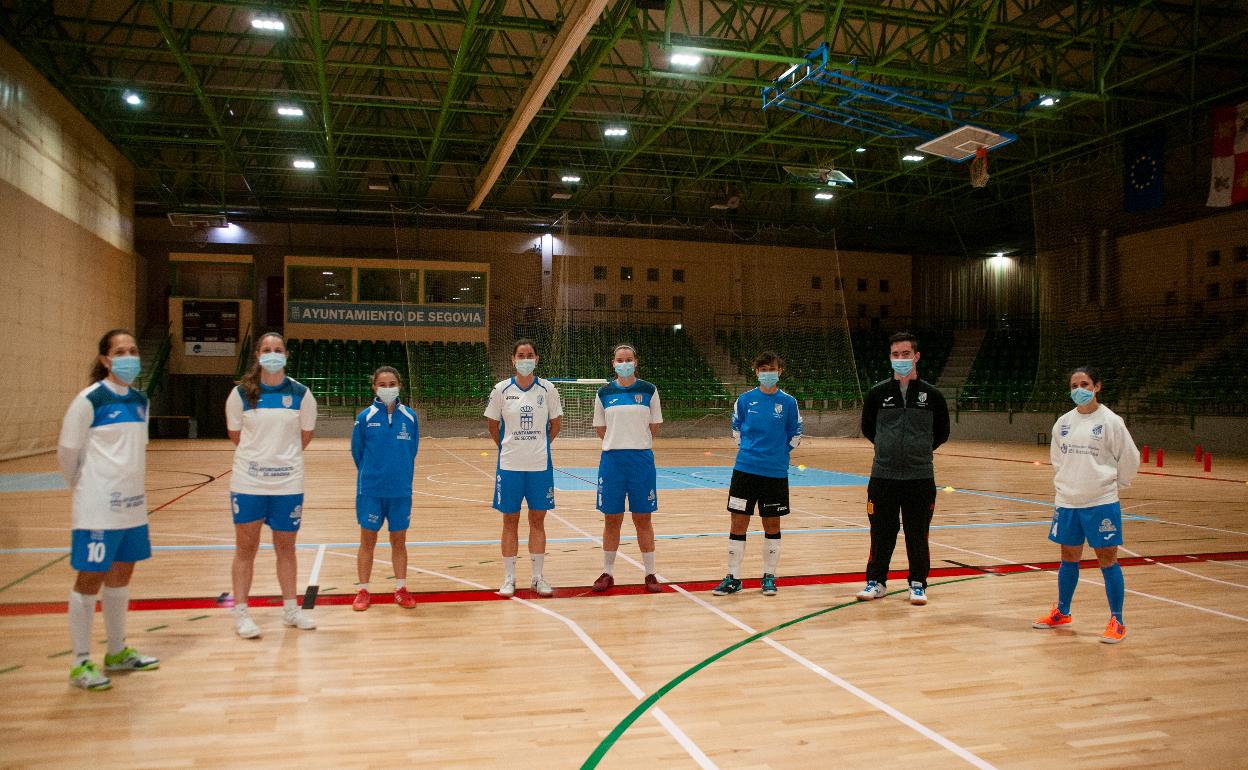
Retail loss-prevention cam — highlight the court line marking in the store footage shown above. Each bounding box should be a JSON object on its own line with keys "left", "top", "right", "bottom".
{"left": 1138, "top": 517, "right": 1248, "bottom": 538}
{"left": 323, "top": 548, "right": 716, "bottom": 769}
{"left": 1118, "top": 546, "right": 1248, "bottom": 589}
{"left": 0, "top": 554, "right": 69, "bottom": 594}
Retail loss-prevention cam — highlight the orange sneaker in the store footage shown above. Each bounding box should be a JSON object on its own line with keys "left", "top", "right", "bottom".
{"left": 1100, "top": 616, "right": 1126, "bottom": 644}
{"left": 1032, "top": 605, "right": 1071, "bottom": 629}
{"left": 352, "top": 589, "right": 371, "bottom": 612}
{"left": 394, "top": 587, "right": 417, "bottom": 609}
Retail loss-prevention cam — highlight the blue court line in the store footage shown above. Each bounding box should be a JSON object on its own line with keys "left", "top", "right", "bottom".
{"left": 0, "top": 473, "right": 67, "bottom": 493}
{"left": 0, "top": 515, "right": 1152, "bottom": 555}
{"left": 553, "top": 465, "right": 867, "bottom": 491}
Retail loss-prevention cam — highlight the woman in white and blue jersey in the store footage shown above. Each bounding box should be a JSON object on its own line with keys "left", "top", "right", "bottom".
{"left": 350, "top": 366, "right": 419, "bottom": 612}
{"left": 225, "top": 332, "right": 318, "bottom": 639}
{"left": 712, "top": 351, "right": 803, "bottom": 598}
{"left": 58, "top": 329, "right": 159, "bottom": 691}
{"left": 591, "top": 343, "right": 664, "bottom": 594}
{"left": 484, "top": 339, "right": 562, "bottom": 598}
{"left": 1033, "top": 366, "right": 1140, "bottom": 644}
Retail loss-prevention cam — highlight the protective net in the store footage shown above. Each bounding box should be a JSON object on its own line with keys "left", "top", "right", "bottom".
{"left": 550, "top": 379, "right": 608, "bottom": 438}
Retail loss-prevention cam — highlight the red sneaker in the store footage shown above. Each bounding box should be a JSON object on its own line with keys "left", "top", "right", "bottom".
{"left": 1100, "top": 616, "right": 1126, "bottom": 644}
{"left": 644, "top": 574, "right": 662, "bottom": 593}
{"left": 394, "top": 587, "right": 417, "bottom": 609}
{"left": 591, "top": 572, "right": 614, "bottom": 592}
{"left": 352, "top": 589, "right": 371, "bottom": 612}
{"left": 1032, "top": 605, "right": 1071, "bottom": 629}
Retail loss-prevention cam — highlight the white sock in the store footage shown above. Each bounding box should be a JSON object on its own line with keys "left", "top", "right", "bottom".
{"left": 283, "top": 599, "right": 297, "bottom": 613}
{"left": 100, "top": 585, "right": 129, "bottom": 656}
{"left": 234, "top": 602, "right": 249, "bottom": 615}
{"left": 603, "top": 550, "right": 617, "bottom": 575}
{"left": 504, "top": 556, "right": 517, "bottom": 580}
{"left": 531, "top": 553, "right": 545, "bottom": 578}
{"left": 69, "top": 590, "right": 96, "bottom": 664}
{"left": 642, "top": 551, "right": 656, "bottom": 575}
{"left": 727, "top": 537, "right": 746, "bottom": 577}
{"left": 763, "top": 535, "right": 782, "bottom": 575}
{"left": 394, "top": 579, "right": 405, "bottom": 590}
{"left": 359, "top": 582, "right": 370, "bottom": 592}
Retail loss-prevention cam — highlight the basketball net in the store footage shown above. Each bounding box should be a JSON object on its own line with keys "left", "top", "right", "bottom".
{"left": 970, "top": 146, "right": 990, "bottom": 188}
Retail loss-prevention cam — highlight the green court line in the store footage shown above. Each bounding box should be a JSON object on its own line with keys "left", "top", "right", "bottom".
{"left": 145, "top": 624, "right": 168, "bottom": 632}
{"left": 187, "top": 615, "right": 209, "bottom": 621}
{"left": 0, "top": 664, "right": 21, "bottom": 675}
{"left": 47, "top": 650, "right": 71, "bottom": 659}
{"left": 0, "top": 554, "right": 69, "bottom": 594}
{"left": 581, "top": 576, "right": 985, "bottom": 769}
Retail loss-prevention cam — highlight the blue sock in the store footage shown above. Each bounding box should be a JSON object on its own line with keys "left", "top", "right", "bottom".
{"left": 1056, "top": 560, "right": 1080, "bottom": 615}
{"left": 1101, "top": 563, "right": 1125, "bottom": 624}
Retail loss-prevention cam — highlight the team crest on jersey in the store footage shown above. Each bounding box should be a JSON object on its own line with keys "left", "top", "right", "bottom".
{"left": 634, "top": 394, "right": 644, "bottom": 404}
{"left": 282, "top": 395, "right": 293, "bottom": 408}
{"left": 248, "top": 462, "right": 259, "bottom": 476}
{"left": 774, "top": 404, "right": 783, "bottom": 414}
{"left": 538, "top": 394, "right": 544, "bottom": 406}
{"left": 918, "top": 392, "right": 927, "bottom": 404}
{"left": 1060, "top": 443, "right": 1068, "bottom": 454}
{"left": 520, "top": 404, "right": 535, "bottom": 430}
{"left": 109, "top": 492, "right": 122, "bottom": 510}
{"left": 1060, "top": 424, "right": 1070, "bottom": 437}
{"left": 1091, "top": 424, "right": 1104, "bottom": 439}
{"left": 398, "top": 424, "right": 411, "bottom": 441}
{"left": 1099, "top": 518, "right": 1116, "bottom": 533}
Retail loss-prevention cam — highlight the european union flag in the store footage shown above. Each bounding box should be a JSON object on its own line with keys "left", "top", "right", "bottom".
{"left": 1124, "top": 132, "right": 1165, "bottom": 212}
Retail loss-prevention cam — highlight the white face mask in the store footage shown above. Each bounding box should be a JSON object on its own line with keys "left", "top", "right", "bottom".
{"left": 377, "top": 386, "right": 400, "bottom": 405}
{"left": 514, "top": 359, "right": 536, "bottom": 376}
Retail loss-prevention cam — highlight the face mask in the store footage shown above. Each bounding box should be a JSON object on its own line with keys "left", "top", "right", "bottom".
{"left": 757, "top": 371, "right": 780, "bottom": 388}
{"left": 377, "top": 386, "right": 400, "bottom": 405}
{"left": 890, "top": 358, "right": 914, "bottom": 377}
{"left": 259, "top": 352, "right": 286, "bottom": 373}
{"left": 1071, "top": 387, "right": 1095, "bottom": 406}
{"left": 614, "top": 361, "right": 635, "bottom": 379}
{"left": 514, "top": 359, "right": 536, "bottom": 376}
{"left": 109, "top": 355, "right": 141, "bottom": 385}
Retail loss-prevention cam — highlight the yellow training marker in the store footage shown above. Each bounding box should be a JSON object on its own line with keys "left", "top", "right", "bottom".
{"left": 944, "top": 485, "right": 955, "bottom": 492}
{"left": 797, "top": 464, "right": 806, "bottom": 470}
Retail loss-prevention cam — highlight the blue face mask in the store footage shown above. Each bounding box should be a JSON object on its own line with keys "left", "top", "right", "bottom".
{"left": 890, "top": 358, "right": 914, "bottom": 377}
{"left": 614, "top": 361, "right": 635, "bottom": 379}
{"left": 259, "top": 352, "right": 286, "bottom": 373}
{"left": 514, "top": 359, "right": 536, "bottom": 376}
{"left": 1071, "top": 387, "right": 1095, "bottom": 406}
{"left": 757, "top": 371, "right": 780, "bottom": 388}
{"left": 109, "top": 355, "right": 141, "bottom": 385}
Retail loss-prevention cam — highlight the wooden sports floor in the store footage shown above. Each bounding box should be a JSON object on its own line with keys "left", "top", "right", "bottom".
{"left": 1, "top": 437, "right": 1246, "bottom": 769}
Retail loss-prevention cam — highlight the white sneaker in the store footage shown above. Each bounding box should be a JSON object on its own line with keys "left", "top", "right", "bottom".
{"left": 496, "top": 576, "right": 516, "bottom": 597}
{"left": 531, "top": 577, "right": 554, "bottom": 597}
{"left": 282, "top": 607, "right": 316, "bottom": 630}
{"left": 235, "top": 609, "right": 262, "bottom": 639}
{"left": 856, "top": 580, "right": 885, "bottom": 601}
{"left": 909, "top": 581, "right": 928, "bottom": 606}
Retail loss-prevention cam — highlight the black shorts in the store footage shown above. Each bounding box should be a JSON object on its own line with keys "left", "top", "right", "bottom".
{"left": 726, "top": 469, "right": 790, "bottom": 517}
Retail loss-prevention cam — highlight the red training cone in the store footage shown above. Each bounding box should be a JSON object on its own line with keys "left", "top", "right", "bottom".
{"left": 1156, "top": 448, "right": 1165, "bottom": 468}
{"left": 1141, "top": 445, "right": 1150, "bottom": 463}
{"left": 1204, "top": 452, "right": 1212, "bottom": 473}
{"left": 1195, "top": 444, "right": 1203, "bottom": 462}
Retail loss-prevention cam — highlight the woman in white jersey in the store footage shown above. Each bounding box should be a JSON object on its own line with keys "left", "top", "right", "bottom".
{"left": 484, "top": 339, "right": 562, "bottom": 598}
{"left": 58, "top": 329, "right": 159, "bottom": 691}
{"left": 591, "top": 344, "right": 663, "bottom": 594}
{"left": 225, "top": 332, "right": 318, "bottom": 638}
{"left": 1033, "top": 366, "right": 1140, "bottom": 644}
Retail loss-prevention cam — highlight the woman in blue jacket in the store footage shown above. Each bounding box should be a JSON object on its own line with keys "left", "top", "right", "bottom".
{"left": 351, "top": 366, "right": 420, "bottom": 611}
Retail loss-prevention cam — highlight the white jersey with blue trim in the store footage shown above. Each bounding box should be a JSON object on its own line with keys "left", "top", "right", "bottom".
{"left": 484, "top": 377, "right": 563, "bottom": 472}
{"left": 593, "top": 379, "right": 663, "bottom": 451}
{"left": 57, "top": 380, "right": 149, "bottom": 530}
{"left": 1050, "top": 404, "right": 1140, "bottom": 509}
{"left": 226, "top": 378, "right": 318, "bottom": 494}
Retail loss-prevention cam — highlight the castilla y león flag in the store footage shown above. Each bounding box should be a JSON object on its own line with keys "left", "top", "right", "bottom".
{"left": 1207, "top": 101, "right": 1248, "bottom": 207}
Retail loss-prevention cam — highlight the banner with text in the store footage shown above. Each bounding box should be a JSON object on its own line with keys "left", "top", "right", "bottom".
{"left": 287, "top": 302, "right": 486, "bottom": 328}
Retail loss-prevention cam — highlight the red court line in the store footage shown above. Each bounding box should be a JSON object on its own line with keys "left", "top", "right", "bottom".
{"left": 3, "top": 550, "right": 1244, "bottom": 616}
{"left": 938, "top": 451, "right": 1246, "bottom": 483}
{"left": 149, "top": 468, "right": 231, "bottom": 513}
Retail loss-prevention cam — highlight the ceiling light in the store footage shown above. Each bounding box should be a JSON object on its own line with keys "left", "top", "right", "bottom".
{"left": 367, "top": 178, "right": 391, "bottom": 191}
{"left": 293, "top": 159, "right": 316, "bottom": 169}
{"left": 276, "top": 105, "right": 304, "bottom": 117}
{"left": 902, "top": 154, "right": 924, "bottom": 162}
{"left": 123, "top": 91, "right": 142, "bottom": 106}
{"left": 251, "top": 16, "right": 285, "bottom": 32}
{"left": 815, "top": 192, "right": 835, "bottom": 200}
{"left": 561, "top": 175, "right": 582, "bottom": 183}
{"left": 604, "top": 126, "right": 628, "bottom": 137}
{"left": 551, "top": 192, "right": 572, "bottom": 200}
{"left": 1039, "top": 96, "right": 1057, "bottom": 107}
{"left": 670, "top": 53, "right": 702, "bottom": 68}
{"left": 855, "top": 146, "right": 866, "bottom": 153}
{"left": 322, "top": 271, "right": 333, "bottom": 275}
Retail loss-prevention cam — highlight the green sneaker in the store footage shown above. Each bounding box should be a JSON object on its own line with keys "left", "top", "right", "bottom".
{"left": 70, "top": 660, "right": 112, "bottom": 691}
{"left": 761, "top": 574, "right": 778, "bottom": 596}
{"left": 711, "top": 574, "right": 742, "bottom": 596}
{"left": 104, "top": 646, "right": 160, "bottom": 672}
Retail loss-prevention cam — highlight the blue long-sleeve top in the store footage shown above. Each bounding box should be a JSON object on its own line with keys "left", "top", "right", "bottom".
{"left": 351, "top": 399, "right": 419, "bottom": 497}
{"left": 731, "top": 387, "right": 803, "bottom": 478}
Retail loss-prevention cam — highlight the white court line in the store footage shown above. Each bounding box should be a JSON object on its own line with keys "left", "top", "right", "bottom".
{"left": 307, "top": 544, "right": 327, "bottom": 586}
{"left": 1210, "top": 560, "right": 1248, "bottom": 569}
{"left": 1136, "top": 517, "right": 1248, "bottom": 538}
{"left": 1080, "top": 576, "right": 1248, "bottom": 622}
{"left": 1118, "top": 546, "right": 1248, "bottom": 589}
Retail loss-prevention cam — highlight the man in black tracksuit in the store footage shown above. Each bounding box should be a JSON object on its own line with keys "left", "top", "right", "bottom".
{"left": 857, "top": 331, "right": 950, "bottom": 606}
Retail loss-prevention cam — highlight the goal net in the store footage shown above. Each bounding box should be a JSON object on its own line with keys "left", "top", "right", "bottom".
{"left": 550, "top": 379, "right": 608, "bottom": 438}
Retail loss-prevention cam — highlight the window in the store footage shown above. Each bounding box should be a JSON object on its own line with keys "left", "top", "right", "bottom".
{"left": 619, "top": 294, "right": 633, "bottom": 308}
{"left": 1207, "top": 282, "right": 1220, "bottom": 300}
{"left": 646, "top": 267, "right": 659, "bottom": 282}
{"left": 593, "top": 292, "right": 606, "bottom": 308}
{"left": 880, "top": 304, "right": 890, "bottom": 319}
{"left": 289, "top": 266, "right": 351, "bottom": 301}
{"left": 879, "top": 279, "right": 890, "bottom": 293}
{"left": 1207, "top": 249, "right": 1222, "bottom": 267}
{"left": 172, "top": 262, "right": 251, "bottom": 298}
{"left": 1234, "top": 279, "right": 1247, "bottom": 297}
{"left": 1237, "top": 245, "right": 1248, "bottom": 262}
{"left": 593, "top": 265, "right": 607, "bottom": 280}
{"left": 811, "top": 276, "right": 822, "bottom": 290}
{"left": 672, "top": 269, "right": 685, "bottom": 283}
{"left": 646, "top": 295, "right": 659, "bottom": 309}
{"left": 857, "top": 278, "right": 868, "bottom": 291}
{"left": 858, "top": 303, "right": 867, "bottom": 318}
{"left": 358, "top": 268, "right": 421, "bottom": 303}
{"left": 672, "top": 295, "right": 685, "bottom": 310}
{"left": 620, "top": 266, "right": 633, "bottom": 281}
{"left": 424, "top": 270, "right": 486, "bottom": 305}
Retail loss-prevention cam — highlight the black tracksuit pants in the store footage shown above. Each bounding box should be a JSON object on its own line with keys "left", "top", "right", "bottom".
{"left": 865, "top": 477, "right": 937, "bottom": 587}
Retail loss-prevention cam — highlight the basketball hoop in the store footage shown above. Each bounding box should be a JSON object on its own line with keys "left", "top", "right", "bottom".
{"left": 970, "top": 146, "right": 990, "bottom": 188}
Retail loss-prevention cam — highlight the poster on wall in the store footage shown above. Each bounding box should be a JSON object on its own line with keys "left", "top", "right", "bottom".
{"left": 183, "top": 300, "right": 240, "bottom": 356}
{"left": 287, "top": 301, "right": 486, "bottom": 327}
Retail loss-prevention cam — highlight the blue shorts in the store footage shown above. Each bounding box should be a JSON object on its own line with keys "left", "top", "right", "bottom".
{"left": 597, "top": 449, "right": 658, "bottom": 514}
{"left": 493, "top": 467, "right": 555, "bottom": 513}
{"left": 71, "top": 525, "right": 151, "bottom": 572}
{"left": 357, "top": 496, "right": 412, "bottom": 532}
{"left": 1048, "top": 501, "right": 1124, "bottom": 547}
{"left": 231, "top": 492, "right": 304, "bottom": 532}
